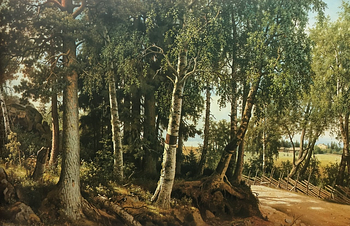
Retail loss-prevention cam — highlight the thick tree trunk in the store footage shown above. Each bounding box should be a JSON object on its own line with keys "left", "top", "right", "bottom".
{"left": 215, "top": 75, "right": 261, "bottom": 182}
{"left": 143, "top": 90, "right": 158, "bottom": 178}
{"left": 109, "top": 74, "right": 124, "bottom": 183}
{"left": 197, "top": 85, "right": 211, "bottom": 177}
{"left": 49, "top": 93, "right": 59, "bottom": 167}
{"left": 58, "top": 37, "right": 82, "bottom": 220}
{"left": 151, "top": 78, "right": 185, "bottom": 209}
{"left": 299, "top": 139, "right": 317, "bottom": 177}
{"left": 288, "top": 128, "right": 307, "bottom": 178}
{"left": 231, "top": 140, "right": 245, "bottom": 183}
{"left": 46, "top": 0, "right": 86, "bottom": 221}
{"left": 151, "top": 43, "right": 190, "bottom": 208}
{"left": 227, "top": 12, "right": 238, "bottom": 180}
{"left": 227, "top": 83, "right": 237, "bottom": 180}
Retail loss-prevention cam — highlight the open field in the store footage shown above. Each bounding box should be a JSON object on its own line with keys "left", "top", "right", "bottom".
{"left": 275, "top": 152, "right": 342, "bottom": 167}
{"left": 183, "top": 146, "right": 342, "bottom": 168}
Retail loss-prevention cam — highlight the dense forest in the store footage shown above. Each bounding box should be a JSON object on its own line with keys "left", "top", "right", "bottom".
{"left": 1, "top": 0, "right": 350, "bottom": 225}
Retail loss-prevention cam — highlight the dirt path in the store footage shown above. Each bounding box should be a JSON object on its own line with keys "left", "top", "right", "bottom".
{"left": 251, "top": 185, "right": 350, "bottom": 226}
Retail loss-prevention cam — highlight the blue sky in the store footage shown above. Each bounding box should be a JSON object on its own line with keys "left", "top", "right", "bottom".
{"left": 184, "top": 0, "right": 346, "bottom": 147}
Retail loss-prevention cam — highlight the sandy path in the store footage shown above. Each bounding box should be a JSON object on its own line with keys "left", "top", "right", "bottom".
{"left": 251, "top": 185, "right": 350, "bottom": 226}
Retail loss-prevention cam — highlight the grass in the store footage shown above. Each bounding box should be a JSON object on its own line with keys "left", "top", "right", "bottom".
{"left": 274, "top": 152, "right": 342, "bottom": 167}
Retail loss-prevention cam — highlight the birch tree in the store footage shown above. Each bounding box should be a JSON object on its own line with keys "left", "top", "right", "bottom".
{"left": 214, "top": 0, "right": 325, "bottom": 183}
{"left": 149, "top": 0, "right": 220, "bottom": 208}
{"left": 311, "top": 3, "right": 350, "bottom": 185}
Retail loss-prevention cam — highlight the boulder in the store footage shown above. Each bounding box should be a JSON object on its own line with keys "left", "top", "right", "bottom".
{"left": 0, "top": 167, "right": 16, "bottom": 204}
{"left": 11, "top": 202, "right": 41, "bottom": 225}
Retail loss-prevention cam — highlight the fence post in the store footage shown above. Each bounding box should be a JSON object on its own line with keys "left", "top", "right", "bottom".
{"left": 269, "top": 168, "right": 275, "bottom": 187}
{"left": 277, "top": 171, "right": 284, "bottom": 189}
{"left": 292, "top": 173, "right": 299, "bottom": 192}
{"left": 306, "top": 169, "right": 312, "bottom": 196}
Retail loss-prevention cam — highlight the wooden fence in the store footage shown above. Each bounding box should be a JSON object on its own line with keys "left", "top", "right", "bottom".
{"left": 243, "top": 174, "right": 350, "bottom": 205}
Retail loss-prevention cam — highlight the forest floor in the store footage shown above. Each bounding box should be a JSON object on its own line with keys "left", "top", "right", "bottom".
{"left": 252, "top": 185, "right": 350, "bottom": 226}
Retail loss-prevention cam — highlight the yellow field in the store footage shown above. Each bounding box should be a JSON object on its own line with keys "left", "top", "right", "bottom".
{"left": 275, "top": 152, "right": 341, "bottom": 167}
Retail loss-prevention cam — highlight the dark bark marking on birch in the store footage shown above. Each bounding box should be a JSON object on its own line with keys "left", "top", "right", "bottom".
{"left": 165, "top": 134, "right": 177, "bottom": 145}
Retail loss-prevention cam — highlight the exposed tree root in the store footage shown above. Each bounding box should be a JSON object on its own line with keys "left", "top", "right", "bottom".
{"left": 173, "top": 175, "right": 263, "bottom": 220}
{"left": 95, "top": 195, "right": 142, "bottom": 226}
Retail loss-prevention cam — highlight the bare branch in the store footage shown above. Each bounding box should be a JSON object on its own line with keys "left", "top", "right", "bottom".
{"left": 72, "top": 0, "right": 87, "bottom": 19}
{"left": 46, "top": 0, "right": 66, "bottom": 11}
{"left": 166, "top": 75, "right": 175, "bottom": 85}
{"left": 144, "top": 45, "right": 178, "bottom": 77}
{"left": 182, "top": 57, "right": 197, "bottom": 82}
{"left": 46, "top": 50, "right": 71, "bottom": 82}
{"left": 194, "top": 9, "right": 220, "bottom": 34}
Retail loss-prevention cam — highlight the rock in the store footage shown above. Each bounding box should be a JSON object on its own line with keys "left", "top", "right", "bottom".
{"left": 6, "top": 97, "right": 51, "bottom": 145}
{"left": 285, "top": 218, "right": 293, "bottom": 224}
{"left": 295, "top": 219, "right": 302, "bottom": 225}
{"left": 190, "top": 207, "right": 207, "bottom": 226}
{"left": 0, "top": 167, "right": 16, "bottom": 204}
{"left": 12, "top": 202, "right": 41, "bottom": 225}
{"left": 205, "top": 210, "right": 215, "bottom": 219}
{"left": 0, "top": 167, "right": 7, "bottom": 181}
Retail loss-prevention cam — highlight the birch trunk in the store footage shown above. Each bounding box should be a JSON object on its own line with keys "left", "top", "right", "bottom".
{"left": 227, "top": 11, "right": 238, "bottom": 180}
{"left": 215, "top": 74, "right": 262, "bottom": 182}
{"left": 288, "top": 128, "right": 307, "bottom": 178}
{"left": 151, "top": 78, "right": 185, "bottom": 208}
{"left": 151, "top": 41, "right": 190, "bottom": 208}
{"left": 197, "top": 84, "right": 211, "bottom": 176}
{"left": 0, "top": 86, "right": 11, "bottom": 138}
{"left": 299, "top": 138, "right": 317, "bottom": 176}
{"left": 226, "top": 83, "right": 237, "bottom": 180}
{"left": 336, "top": 114, "right": 350, "bottom": 185}
{"left": 109, "top": 74, "right": 124, "bottom": 183}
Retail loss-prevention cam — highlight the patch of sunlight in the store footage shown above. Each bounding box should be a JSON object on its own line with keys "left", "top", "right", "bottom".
{"left": 309, "top": 206, "right": 324, "bottom": 210}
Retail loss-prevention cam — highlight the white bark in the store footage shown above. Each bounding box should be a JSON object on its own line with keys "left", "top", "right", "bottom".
{"left": 108, "top": 74, "right": 124, "bottom": 183}
{"left": 0, "top": 87, "right": 12, "bottom": 138}
{"left": 151, "top": 78, "right": 185, "bottom": 208}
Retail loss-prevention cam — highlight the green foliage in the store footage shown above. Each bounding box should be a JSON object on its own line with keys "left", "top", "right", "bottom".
{"left": 277, "top": 160, "right": 294, "bottom": 177}
{"left": 314, "top": 146, "right": 324, "bottom": 154}
{"left": 181, "top": 150, "right": 198, "bottom": 177}
{"left": 5, "top": 132, "right": 21, "bottom": 164}
{"left": 322, "top": 162, "right": 344, "bottom": 186}
{"left": 81, "top": 148, "right": 114, "bottom": 188}
{"left": 242, "top": 154, "right": 275, "bottom": 178}
{"left": 301, "top": 158, "right": 322, "bottom": 185}
{"left": 204, "top": 120, "right": 230, "bottom": 170}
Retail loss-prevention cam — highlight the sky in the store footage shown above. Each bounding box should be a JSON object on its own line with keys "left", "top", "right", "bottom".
{"left": 184, "top": 0, "right": 345, "bottom": 148}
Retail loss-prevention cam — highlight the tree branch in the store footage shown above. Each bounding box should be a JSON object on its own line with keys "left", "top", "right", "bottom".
{"left": 182, "top": 57, "right": 197, "bottom": 82}
{"left": 144, "top": 45, "right": 178, "bottom": 77}
{"left": 46, "top": 0, "right": 66, "bottom": 11}
{"left": 72, "top": 0, "right": 87, "bottom": 19}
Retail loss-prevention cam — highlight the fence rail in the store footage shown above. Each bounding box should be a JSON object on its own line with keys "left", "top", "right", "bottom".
{"left": 243, "top": 174, "right": 350, "bottom": 205}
